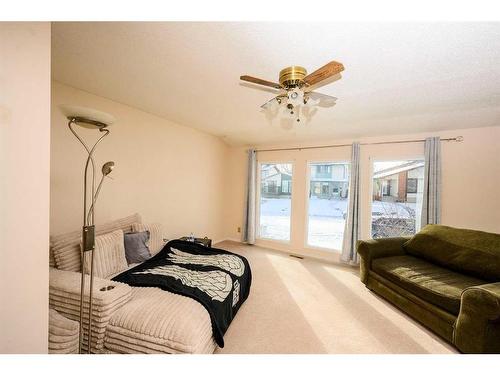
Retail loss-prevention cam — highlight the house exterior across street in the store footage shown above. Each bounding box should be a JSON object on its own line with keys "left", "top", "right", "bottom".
{"left": 309, "top": 163, "right": 349, "bottom": 199}
{"left": 372, "top": 160, "right": 424, "bottom": 204}
{"left": 371, "top": 160, "right": 424, "bottom": 239}
{"left": 260, "top": 164, "right": 292, "bottom": 198}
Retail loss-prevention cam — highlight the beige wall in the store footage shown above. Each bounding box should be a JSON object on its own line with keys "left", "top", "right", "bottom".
{"left": 0, "top": 22, "right": 51, "bottom": 353}
{"left": 51, "top": 82, "right": 230, "bottom": 243}
{"left": 225, "top": 126, "right": 500, "bottom": 261}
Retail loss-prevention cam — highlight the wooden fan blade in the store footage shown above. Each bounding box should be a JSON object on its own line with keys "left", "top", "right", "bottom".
{"left": 306, "top": 73, "right": 342, "bottom": 91}
{"left": 240, "top": 75, "right": 281, "bottom": 89}
{"left": 303, "top": 61, "right": 344, "bottom": 86}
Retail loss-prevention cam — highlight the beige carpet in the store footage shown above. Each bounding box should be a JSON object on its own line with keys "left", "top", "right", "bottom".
{"left": 214, "top": 241, "right": 457, "bottom": 354}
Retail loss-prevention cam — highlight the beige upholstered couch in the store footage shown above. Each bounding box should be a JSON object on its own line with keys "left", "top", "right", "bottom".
{"left": 49, "top": 213, "right": 217, "bottom": 354}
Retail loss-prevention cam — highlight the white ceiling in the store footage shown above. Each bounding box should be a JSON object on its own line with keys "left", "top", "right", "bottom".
{"left": 52, "top": 22, "right": 500, "bottom": 146}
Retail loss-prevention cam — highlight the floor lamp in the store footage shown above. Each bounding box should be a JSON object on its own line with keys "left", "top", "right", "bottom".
{"left": 60, "top": 105, "right": 116, "bottom": 354}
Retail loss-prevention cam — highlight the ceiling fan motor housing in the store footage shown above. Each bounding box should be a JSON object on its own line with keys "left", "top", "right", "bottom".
{"left": 279, "top": 66, "right": 307, "bottom": 88}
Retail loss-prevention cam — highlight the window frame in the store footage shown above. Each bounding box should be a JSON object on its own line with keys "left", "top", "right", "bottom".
{"left": 406, "top": 178, "right": 418, "bottom": 194}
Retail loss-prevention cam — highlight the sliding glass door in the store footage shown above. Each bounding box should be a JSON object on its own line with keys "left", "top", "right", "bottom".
{"left": 371, "top": 160, "right": 424, "bottom": 238}
{"left": 258, "top": 163, "right": 293, "bottom": 241}
{"left": 306, "top": 162, "right": 350, "bottom": 250}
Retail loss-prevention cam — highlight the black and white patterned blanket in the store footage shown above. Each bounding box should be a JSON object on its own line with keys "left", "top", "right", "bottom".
{"left": 112, "top": 239, "right": 252, "bottom": 347}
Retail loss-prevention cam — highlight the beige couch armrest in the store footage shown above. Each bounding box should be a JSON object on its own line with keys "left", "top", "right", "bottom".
{"left": 454, "top": 282, "right": 500, "bottom": 353}
{"left": 50, "top": 268, "right": 132, "bottom": 306}
{"left": 356, "top": 237, "right": 408, "bottom": 284}
{"left": 49, "top": 268, "right": 133, "bottom": 352}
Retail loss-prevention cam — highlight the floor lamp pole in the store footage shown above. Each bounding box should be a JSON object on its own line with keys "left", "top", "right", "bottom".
{"left": 68, "top": 117, "right": 110, "bottom": 354}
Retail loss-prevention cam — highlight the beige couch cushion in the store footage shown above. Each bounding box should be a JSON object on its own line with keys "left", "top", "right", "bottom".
{"left": 51, "top": 213, "right": 141, "bottom": 271}
{"left": 84, "top": 230, "right": 128, "bottom": 279}
{"left": 132, "top": 222, "right": 164, "bottom": 256}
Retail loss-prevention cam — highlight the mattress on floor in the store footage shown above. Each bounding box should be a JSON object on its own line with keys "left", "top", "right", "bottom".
{"left": 104, "top": 287, "right": 217, "bottom": 354}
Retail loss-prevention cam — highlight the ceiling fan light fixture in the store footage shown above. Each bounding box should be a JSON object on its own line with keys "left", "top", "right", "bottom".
{"left": 287, "top": 88, "right": 304, "bottom": 107}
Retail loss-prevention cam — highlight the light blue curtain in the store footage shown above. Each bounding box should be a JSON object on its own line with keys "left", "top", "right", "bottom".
{"left": 341, "top": 142, "right": 361, "bottom": 264}
{"left": 421, "top": 137, "right": 441, "bottom": 226}
{"left": 242, "top": 149, "right": 257, "bottom": 244}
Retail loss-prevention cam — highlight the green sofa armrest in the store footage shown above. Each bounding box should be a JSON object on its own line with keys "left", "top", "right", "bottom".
{"left": 356, "top": 237, "right": 408, "bottom": 284}
{"left": 454, "top": 282, "right": 500, "bottom": 353}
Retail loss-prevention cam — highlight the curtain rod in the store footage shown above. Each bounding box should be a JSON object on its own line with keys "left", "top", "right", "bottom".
{"left": 255, "top": 136, "right": 463, "bottom": 153}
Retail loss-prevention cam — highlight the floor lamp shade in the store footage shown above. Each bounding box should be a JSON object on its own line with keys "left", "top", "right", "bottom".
{"left": 60, "top": 105, "right": 116, "bottom": 128}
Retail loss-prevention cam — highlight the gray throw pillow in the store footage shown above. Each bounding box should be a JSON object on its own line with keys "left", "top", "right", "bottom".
{"left": 124, "top": 231, "right": 152, "bottom": 264}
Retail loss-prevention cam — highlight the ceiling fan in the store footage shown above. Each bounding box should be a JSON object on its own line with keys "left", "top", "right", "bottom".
{"left": 240, "top": 60, "right": 344, "bottom": 123}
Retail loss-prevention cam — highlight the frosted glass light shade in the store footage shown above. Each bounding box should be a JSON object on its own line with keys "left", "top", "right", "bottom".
{"left": 59, "top": 105, "right": 116, "bottom": 128}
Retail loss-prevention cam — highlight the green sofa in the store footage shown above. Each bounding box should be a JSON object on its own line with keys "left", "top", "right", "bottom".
{"left": 357, "top": 224, "right": 500, "bottom": 353}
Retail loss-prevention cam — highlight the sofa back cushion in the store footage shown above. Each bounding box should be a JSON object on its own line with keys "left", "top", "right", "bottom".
{"left": 84, "top": 229, "right": 128, "bottom": 279}
{"left": 403, "top": 224, "right": 500, "bottom": 282}
{"left": 51, "top": 213, "right": 142, "bottom": 272}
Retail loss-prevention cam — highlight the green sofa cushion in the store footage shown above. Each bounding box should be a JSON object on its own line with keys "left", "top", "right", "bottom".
{"left": 372, "top": 255, "right": 484, "bottom": 315}
{"left": 403, "top": 225, "right": 500, "bottom": 282}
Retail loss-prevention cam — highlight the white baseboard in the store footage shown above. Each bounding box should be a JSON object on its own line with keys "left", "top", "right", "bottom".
{"left": 213, "top": 237, "right": 241, "bottom": 245}
{"left": 253, "top": 239, "right": 350, "bottom": 266}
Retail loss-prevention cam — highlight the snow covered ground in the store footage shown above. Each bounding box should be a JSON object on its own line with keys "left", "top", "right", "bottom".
{"left": 258, "top": 198, "right": 293, "bottom": 241}
{"left": 258, "top": 197, "right": 418, "bottom": 249}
